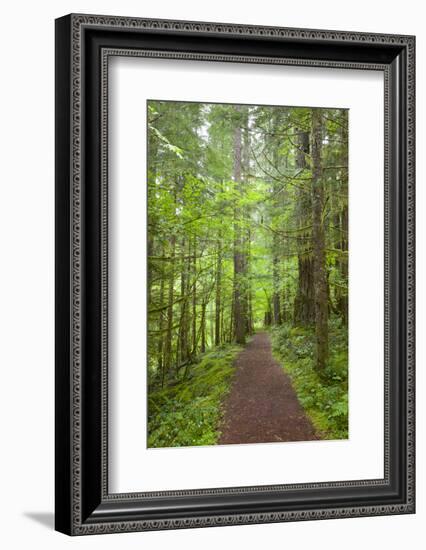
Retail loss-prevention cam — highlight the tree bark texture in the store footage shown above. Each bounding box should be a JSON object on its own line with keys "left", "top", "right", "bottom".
{"left": 233, "top": 105, "right": 246, "bottom": 345}
{"left": 311, "top": 109, "right": 329, "bottom": 371}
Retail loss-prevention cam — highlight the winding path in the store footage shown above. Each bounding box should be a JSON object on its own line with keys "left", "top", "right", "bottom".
{"left": 219, "top": 332, "right": 318, "bottom": 444}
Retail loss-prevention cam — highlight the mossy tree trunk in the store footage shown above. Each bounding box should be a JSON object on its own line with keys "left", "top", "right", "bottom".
{"left": 311, "top": 108, "right": 329, "bottom": 371}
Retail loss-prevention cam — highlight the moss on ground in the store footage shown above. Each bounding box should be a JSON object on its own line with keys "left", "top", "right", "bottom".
{"left": 148, "top": 344, "right": 241, "bottom": 448}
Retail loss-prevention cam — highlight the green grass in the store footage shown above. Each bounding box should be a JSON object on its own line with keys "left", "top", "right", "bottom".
{"left": 148, "top": 344, "right": 241, "bottom": 448}
{"left": 271, "top": 319, "right": 348, "bottom": 440}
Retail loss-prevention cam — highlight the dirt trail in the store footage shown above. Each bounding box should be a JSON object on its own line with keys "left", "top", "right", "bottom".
{"left": 219, "top": 332, "right": 318, "bottom": 444}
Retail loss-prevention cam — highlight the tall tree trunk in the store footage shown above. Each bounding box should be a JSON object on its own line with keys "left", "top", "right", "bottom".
{"left": 163, "top": 235, "right": 176, "bottom": 383}
{"left": 242, "top": 108, "right": 252, "bottom": 334}
{"left": 229, "top": 293, "right": 234, "bottom": 343}
{"left": 233, "top": 105, "right": 246, "bottom": 345}
{"left": 246, "top": 228, "right": 253, "bottom": 334}
{"left": 191, "top": 236, "right": 197, "bottom": 357}
{"left": 147, "top": 136, "right": 158, "bottom": 308}
{"left": 157, "top": 242, "right": 165, "bottom": 386}
{"left": 272, "top": 231, "right": 281, "bottom": 325}
{"left": 215, "top": 237, "right": 222, "bottom": 345}
{"left": 293, "top": 129, "right": 315, "bottom": 325}
{"left": 271, "top": 111, "right": 282, "bottom": 326}
{"left": 281, "top": 279, "right": 288, "bottom": 323}
{"left": 200, "top": 298, "right": 207, "bottom": 353}
{"left": 338, "top": 204, "right": 348, "bottom": 324}
{"left": 294, "top": 256, "right": 315, "bottom": 324}
{"left": 221, "top": 302, "right": 225, "bottom": 344}
{"left": 311, "top": 109, "right": 329, "bottom": 371}
{"left": 177, "top": 237, "right": 191, "bottom": 369}
{"left": 209, "top": 301, "right": 214, "bottom": 347}
{"left": 336, "top": 119, "right": 349, "bottom": 325}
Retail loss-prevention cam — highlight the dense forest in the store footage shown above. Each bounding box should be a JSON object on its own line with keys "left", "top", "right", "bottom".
{"left": 147, "top": 100, "right": 349, "bottom": 447}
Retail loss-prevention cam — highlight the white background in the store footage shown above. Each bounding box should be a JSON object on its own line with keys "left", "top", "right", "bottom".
{"left": 110, "top": 58, "right": 384, "bottom": 492}
{"left": 0, "top": 0, "right": 423, "bottom": 548}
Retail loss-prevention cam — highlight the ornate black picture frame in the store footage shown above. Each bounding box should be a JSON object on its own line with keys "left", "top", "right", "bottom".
{"left": 55, "top": 13, "right": 415, "bottom": 535}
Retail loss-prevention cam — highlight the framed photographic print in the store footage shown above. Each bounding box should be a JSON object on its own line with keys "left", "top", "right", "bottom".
{"left": 55, "top": 14, "right": 415, "bottom": 535}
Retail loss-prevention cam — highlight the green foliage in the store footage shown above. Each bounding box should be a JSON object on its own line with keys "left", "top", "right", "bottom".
{"left": 148, "top": 345, "right": 241, "bottom": 448}
{"left": 271, "top": 319, "right": 348, "bottom": 440}
{"left": 147, "top": 100, "right": 349, "bottom": 445}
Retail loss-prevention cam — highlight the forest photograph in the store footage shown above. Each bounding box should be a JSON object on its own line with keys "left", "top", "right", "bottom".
{"left": 147, "top": 99, "right": 349, "bottom": 448}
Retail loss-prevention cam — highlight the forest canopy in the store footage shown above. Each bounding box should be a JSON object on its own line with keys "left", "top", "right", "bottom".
{"left": 147, "top": 100, "right": 349, "bottom": 447}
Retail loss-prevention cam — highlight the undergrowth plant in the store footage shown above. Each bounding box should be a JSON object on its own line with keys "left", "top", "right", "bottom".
{"left": 148, "top": 345, "right": 241, "bottom": 448}
{"left": 271, "top": 319, "right": 348, "bottom": 440}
